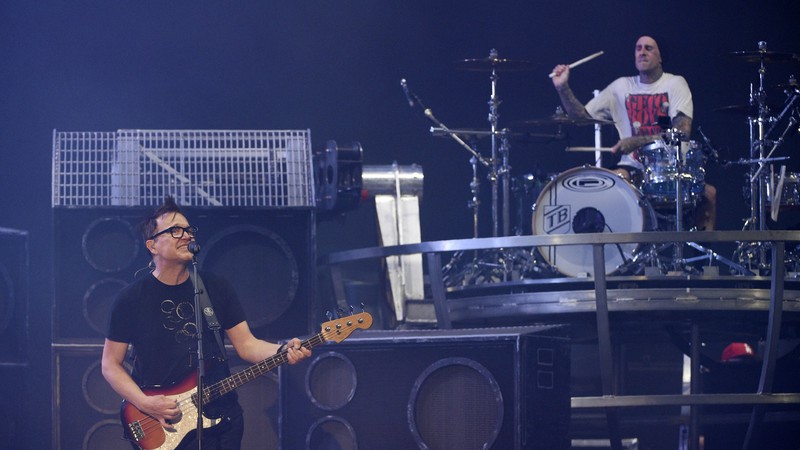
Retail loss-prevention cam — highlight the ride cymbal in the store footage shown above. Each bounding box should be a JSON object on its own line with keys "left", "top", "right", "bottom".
{"left": 514, "top": 114, "right": 615, "bottom": 127}
{"left": 714, "top": 104, "right": 778, "bottom": 116}
{"left": 455, "top": 56, "right": 536, "bottom": 72}
{"left": 726, "top": 50, "right": 799, "bottom": 63}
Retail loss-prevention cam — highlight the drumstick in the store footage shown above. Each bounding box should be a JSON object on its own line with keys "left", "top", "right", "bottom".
{"left": 548, "top": 51, "right": 604, "bottom": 78}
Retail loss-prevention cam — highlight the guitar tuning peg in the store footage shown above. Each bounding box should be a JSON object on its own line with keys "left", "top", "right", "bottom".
{"left": 336, "top": 308, "right": 344, "bottom": 318}
{"left": 349, "top": 305, "right": 355, "bottom": 314}
{"left": 360, "top": 302, "right": 366, "bottom": 311}
{"left": 326, "top": 310, "right": 333, "bottom": 320}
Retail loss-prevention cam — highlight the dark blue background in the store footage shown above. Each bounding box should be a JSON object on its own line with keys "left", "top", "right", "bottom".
{"left": 2, "top": 1, "right": 800, "bottom": 447}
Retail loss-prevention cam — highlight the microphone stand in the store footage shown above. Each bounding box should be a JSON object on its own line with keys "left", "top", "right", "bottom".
{"left": 190, "top": 245, "right": 205, "bottom": 449}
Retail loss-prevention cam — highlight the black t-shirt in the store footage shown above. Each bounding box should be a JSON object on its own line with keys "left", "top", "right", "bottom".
{"left": 106, "top": 271, "right": 246, "bottom": 417}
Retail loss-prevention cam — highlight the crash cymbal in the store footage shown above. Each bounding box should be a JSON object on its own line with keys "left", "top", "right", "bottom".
{"left": 514, "top": 114, "right": 615, "bottom": 127}
{"left": 726, "top": 50, "right": 799, "bottom": 63}
{"left": 455, "top": 56, "right": 536, "bottom": 72}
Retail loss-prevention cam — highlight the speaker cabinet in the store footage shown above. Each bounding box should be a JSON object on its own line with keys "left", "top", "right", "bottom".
{"left": 279, "top": 326, "right": 570, "bottom": 450}
{"left": 0, "top": 227, "right": 29, "bottom": 362}
{"left": 228, "top": 350, "right": 281, "bottom": 449}
{"left": 53, "top": 207, "right": 316, "bottom": 342}
{"left": 53, "top": 344, "right": 282, "bottom": 449}
{"left": 0, "top": 364, "right": 27, "bottom": 450}
{"left": 52, "top": 344, "right": 130, "bottom": 449}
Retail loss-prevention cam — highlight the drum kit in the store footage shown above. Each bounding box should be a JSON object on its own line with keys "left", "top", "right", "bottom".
{"left": 404, "top": 43, "right": 799, "bottom": 286}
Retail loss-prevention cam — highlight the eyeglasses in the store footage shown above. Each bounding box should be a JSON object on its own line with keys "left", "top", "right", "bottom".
{"left": 149, "top": 225, "right": 198, "bottom": 240}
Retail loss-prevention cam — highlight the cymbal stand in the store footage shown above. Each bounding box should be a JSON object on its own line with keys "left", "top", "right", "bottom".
{"left": 498, "top": 131, "right": 512, "bottom": 237}
{"left": 736, "top": 41, "right": 785, "bottom": 273}
{"left": 485, "top": 48, "right": 512, "bottom": 237}
{"left": 664, "top": 130, "right": 753, "bottom": 275}
{"left": 672, "top": 130, "right": 685, "bottom": 265}
{"left": 423, "top": 110, "right": 492, "bottom": 238}
{"left": 422, "top": 104, "right": 502, "bottom": 286}
{"left": 469, "top": 155, "right": 480, "bottom": 239}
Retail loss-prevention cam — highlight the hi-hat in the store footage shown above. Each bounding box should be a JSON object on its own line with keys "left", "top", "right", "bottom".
{"left": 726, "top": 50, "right": 799, "bottom": 63}
{"left": 455, "top": 56, "right": 536, "bottom": 72}
{"left": 514, "top": 114, "right": 615, "bottom": 127}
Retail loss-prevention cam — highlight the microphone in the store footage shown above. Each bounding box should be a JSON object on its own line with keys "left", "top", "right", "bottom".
{"left": 400, "top": 79, "right": 414, "bottom": 107}
{"left": 187, "top": 241, "right": 201, "bottom": 254}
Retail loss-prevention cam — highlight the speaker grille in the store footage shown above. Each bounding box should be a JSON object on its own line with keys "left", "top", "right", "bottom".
{"left": 409, "top": 358, "right": 503, "bottom": 450}
{"left": 81, "top": 217, "right": 140, "bottom": 272}
{"left": 306, "top": 416, "right": 357, "bottom": 450}
{"left": 201, "top": 224, "right": 298, "bottom": 329}
{"left": 306, "top": 352, "right": 357, "bottom": 411}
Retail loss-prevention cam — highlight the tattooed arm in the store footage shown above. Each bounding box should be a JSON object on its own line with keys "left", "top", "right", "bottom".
{"left": 550, "top": 64, "right": 592, "bottom": 119}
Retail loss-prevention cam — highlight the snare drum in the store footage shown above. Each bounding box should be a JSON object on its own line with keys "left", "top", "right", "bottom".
{"left": 640, "top": 140, "right": 706, "bottom": 206}
{"left": 531, "top": 166, "right": 655, "bottom": 277}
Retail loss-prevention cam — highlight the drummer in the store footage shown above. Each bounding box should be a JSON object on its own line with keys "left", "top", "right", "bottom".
{"left": 550, "top": 35, "right": 717, "bottom": 231}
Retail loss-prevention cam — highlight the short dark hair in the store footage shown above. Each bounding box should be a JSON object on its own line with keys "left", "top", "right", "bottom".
{"left": 139, "top": 196, "right": 184, "bottom": 241}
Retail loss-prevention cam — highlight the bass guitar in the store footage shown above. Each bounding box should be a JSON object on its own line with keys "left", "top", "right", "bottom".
{"left": 120, "top": 311, "right": 373, "bottom": 450}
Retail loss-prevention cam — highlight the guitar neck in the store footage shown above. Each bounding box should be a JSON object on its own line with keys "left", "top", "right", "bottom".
{"left": 201, "top": 332, "right": 324, "bottom": 403}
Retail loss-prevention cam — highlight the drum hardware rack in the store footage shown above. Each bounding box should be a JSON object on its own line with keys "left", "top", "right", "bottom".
{"left": 733, "top": 41, "right": 800, "bottom": 275}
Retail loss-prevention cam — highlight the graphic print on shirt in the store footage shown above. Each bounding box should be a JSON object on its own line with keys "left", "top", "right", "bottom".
{"left": 161, "top": 299, "right": 197, "bottom": 343}
{"left": 624, "top": 92, "right": 669, "bottom": 162}
{"left": 625, "top": 92, "right": 669, "bottom": 137}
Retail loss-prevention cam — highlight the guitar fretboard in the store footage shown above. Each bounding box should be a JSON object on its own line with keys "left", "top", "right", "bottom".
{"left": 199, "top": 332, "right": 326, "bottom": 403}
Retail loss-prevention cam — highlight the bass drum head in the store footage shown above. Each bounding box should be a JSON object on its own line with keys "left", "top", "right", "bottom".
{"left": 532, "top": 166, "right": 651, "bottom": 277}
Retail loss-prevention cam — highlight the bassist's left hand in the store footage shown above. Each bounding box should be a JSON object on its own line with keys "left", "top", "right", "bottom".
{"left": 285, "top": 337, "right": 311, "bottom": 364}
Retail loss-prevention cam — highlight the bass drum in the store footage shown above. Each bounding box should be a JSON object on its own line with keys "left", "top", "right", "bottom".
{"left": 532, "top": 166, "right": 655, "bottom": 277}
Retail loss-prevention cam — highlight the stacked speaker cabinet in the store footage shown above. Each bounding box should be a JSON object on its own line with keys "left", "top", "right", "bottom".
{"left": 0, "top": 227, "right": 29, "bottom": 363}
{"left": 52, "top": 344, "right": 282, "bottom": 449}
{"left": 0, "top": 228, "right": 29, "bottom": 450}
{"left": 52, "top": 206, "right": 316, "bottom": 448}
{"left": 52, "top": 207, "right": 316, "bottom": 342}
{"left": 279, "top": 326, "right": 571, "bottom": 450}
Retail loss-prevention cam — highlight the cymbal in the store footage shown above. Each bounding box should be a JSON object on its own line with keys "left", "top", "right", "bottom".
{"left": 514, "top": 114, "right": 616, "bottom": 127}
{"left": 566, "top": 146, "right": 613, "bottom": 152}
{"left": 776, "top": 82, "right": 800, "bottom": 91}
{"left": 455, "top": 56, "right": 536, "bottom": 72}
{"left": 714, "top": 104, "right": 778, "bottom": 116}
{"left": 726, "top": 50, "right": 799, "bottom": 63}
{"left": 430, "top": 127, "right": 564, "bottom": 141}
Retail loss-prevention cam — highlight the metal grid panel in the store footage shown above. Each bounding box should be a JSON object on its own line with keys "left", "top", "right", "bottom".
{"left": 52, "top": 129, "right": 315, "bottom": 207}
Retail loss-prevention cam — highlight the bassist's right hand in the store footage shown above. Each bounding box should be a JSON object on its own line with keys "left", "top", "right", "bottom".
{"left": 140, "top": 394, "right": 182, "bottom": 431}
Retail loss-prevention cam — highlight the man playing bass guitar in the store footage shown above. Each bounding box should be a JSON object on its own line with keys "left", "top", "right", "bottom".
{"left": 102, "top": 196, "right": 312, "bottom": 449}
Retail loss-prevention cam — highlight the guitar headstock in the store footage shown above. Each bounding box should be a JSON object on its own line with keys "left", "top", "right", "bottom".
{"left": 320, "top": 311, "right": 373, "bottom": 343}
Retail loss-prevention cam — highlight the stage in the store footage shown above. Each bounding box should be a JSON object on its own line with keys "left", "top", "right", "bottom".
{"left": 322, "top": 230, "right": 800, "bottom": 449}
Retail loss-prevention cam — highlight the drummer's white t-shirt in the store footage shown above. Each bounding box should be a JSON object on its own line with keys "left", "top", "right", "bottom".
{"left": 586, "top": 72, "right": 693, "bottom": 170}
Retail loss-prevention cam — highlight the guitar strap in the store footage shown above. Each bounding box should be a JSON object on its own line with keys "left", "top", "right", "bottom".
{"left": 188, "top": 271, "right": 228, "bottom": 361}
